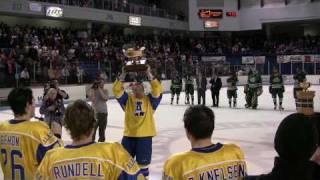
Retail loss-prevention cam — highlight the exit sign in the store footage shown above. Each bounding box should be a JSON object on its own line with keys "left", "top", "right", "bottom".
{"left": 226, "top": 11, "right": 237, "bottom": 17}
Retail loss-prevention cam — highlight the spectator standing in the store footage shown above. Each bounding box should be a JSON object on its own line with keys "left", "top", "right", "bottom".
{"left": 0, "top": 53, "right": 6, "bottom": 87}
{"left": 76, "top": 65, "right": 84, "bottom": 84}
{"left": 61, "top": 65, "right": 70, "bottom": 84}
{"left": 6, "top": 55, "right": 15, "bottom": 87}
{"left": 89, "top": 79, "right": 109, "bottom": 142}
{"left": 20, "top": 67, "right": 30, "bottom": 86}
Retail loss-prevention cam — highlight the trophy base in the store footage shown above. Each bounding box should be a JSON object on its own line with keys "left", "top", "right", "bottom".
{"left": 124, "top": 64, "right": 148, "bottom": 72}
{"left": 296, "top": 91, "right": 315, "bottom": 115}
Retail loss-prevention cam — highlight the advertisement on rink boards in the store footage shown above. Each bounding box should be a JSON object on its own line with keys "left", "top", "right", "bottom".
{"left": 277, "top": 55, "right": 320, "bottom": 63}
{"left": 241, "top": 56, "right": 266, "bottom": 65}
{"left": 201, "top": 56, "right": 226, "bottom": 63}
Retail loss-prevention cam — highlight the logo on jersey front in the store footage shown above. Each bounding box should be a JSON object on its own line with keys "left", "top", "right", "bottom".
{"left": 273, "top": 77, "right": 281, "bottom": 83}
{"left": 249, "top": 77, "right": 256, "bottom": 83}
{"left": 134, "top": 102, "right": 145, "bottom": 116}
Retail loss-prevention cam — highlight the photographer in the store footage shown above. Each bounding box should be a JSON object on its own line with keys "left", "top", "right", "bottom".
{"left": 40, "top": 80, "right": 69, "bottom": 139}
{"left": 89, "top": 79, "right": 108, "bottom": 142}
{"left": 46, "top": 80, "right": 69, "bottom": 100}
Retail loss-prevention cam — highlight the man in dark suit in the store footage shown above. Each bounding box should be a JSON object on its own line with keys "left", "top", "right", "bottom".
{"left": 196, "top": 73, "right": 207, "bottom": 105}
{"left": 209, "top": 72, "right": 222, "bottom": 107}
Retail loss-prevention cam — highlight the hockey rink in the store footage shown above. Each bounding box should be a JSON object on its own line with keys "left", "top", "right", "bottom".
{"left": 0, "top": 85, "right": 319, "bottom": 179}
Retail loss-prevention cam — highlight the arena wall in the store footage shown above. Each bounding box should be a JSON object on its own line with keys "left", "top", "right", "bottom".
{"left": 189, "top": 0, "right": 320, "bottom": 31}
{"left": 0, "top": 75, "right": 319, "bottom": 105}
{"left": 0, "top": 0, "right": 188, "bottom": 31}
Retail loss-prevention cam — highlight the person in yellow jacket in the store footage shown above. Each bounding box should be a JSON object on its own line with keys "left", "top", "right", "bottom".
{"left": 163, "top": 105, "right": 247, "bottom": 180}
{"left": 113, "top": 65, "right": 163, "bottom": 179}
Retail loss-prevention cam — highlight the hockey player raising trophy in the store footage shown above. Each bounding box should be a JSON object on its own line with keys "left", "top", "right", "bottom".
{"left": 113, "top": 64, "right": 163, "bottom": 179}
{"left": 123, "top": 46, "right": 148, "bottom": 72}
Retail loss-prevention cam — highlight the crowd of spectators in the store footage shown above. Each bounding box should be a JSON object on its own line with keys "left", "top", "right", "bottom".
{"left": 1, "top": 22, "right": 320, "bottom": 88}
{"left": 0, "top": 22, "right": 192, "bottom": 87}
{"left": 192, "top": 35, "right": 320, "bottom": 55}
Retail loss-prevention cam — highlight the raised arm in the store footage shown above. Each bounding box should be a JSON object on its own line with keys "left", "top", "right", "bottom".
{"left": 113, "top": 68, "right": 129, "bottom": 110}
{"left": 146, "top": 65, "right": 163, "bottom": 110}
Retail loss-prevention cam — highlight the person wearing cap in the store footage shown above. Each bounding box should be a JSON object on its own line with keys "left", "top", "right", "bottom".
{"left": 245, "top": 113, "right": 319, "bottom": 180}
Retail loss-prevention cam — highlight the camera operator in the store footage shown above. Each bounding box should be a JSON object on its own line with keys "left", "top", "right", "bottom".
{"left": 89, "top": 79, "right": 109, "bottom": 142}
{"left": 46, "top": 80, "right": 69, "bottom": 100}
{"left": 40, "top": 80, "right": 69, "bottom": 139}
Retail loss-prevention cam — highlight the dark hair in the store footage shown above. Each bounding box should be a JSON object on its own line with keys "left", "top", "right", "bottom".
{"left": 8, "top": 88, "right": 33, "bottom": 116}
{"left": 64, "top": 100, "right": 96, "bottom": 141}
{"left": 183, "top": 105, "right": 215, "bottom": 140}
{"left": 274, "top": 113, "right": 318, "bottom": 162}
{"left": 312, "top": 112, "right": 320, "bottom": 144}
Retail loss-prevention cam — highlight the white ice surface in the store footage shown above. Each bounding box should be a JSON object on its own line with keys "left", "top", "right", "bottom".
{"left": 0, "top": 85, "right": 319, "bottom": 179}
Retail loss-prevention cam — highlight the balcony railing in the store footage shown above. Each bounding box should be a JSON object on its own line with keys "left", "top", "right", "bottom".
{"left": 31, "top": 0, "right": 186, "bottom": 21}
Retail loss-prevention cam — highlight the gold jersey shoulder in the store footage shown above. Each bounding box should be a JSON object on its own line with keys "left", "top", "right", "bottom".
{"left": 0, "top": 120, "right": 60, "bottom": 179}
{"left": 37, "top": 142, "right": 144, "bottom": 180}
{"left": 163, "top": 144, "right": 247, "bottom": 180}
{"left": 0, "top": 120, "right": 58, "bottom": 146}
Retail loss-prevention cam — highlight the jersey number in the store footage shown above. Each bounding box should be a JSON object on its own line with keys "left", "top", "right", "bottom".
{"left": 1, "top": 149, "right": 25, "bottom": 179}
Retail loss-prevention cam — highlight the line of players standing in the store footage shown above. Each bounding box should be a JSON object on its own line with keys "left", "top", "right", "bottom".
{"left": 170, "top": 68, "right": 307, "bottom": 110}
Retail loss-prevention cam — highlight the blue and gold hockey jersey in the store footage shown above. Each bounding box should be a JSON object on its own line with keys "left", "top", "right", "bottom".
{"left": 36, "top": 142, "right": 145, "bottom": 180}
{"left": 113, "top": 79, "right": 162, "bottom": 137}
{"left": 0, "top": 120, "right": 61, "bottom": 179}
{"left": 163, "top": 143, "right": 247, "bottom": 180}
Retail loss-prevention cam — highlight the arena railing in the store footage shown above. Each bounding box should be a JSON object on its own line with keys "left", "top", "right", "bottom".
{"left": 1, "top": 50, "right": 319, "bottom": 88}
{"left": 189, "top": 52, "right": 320, "bottom": 76}
{"left": 30, "top": 0, "right": 185, "bottom": 21}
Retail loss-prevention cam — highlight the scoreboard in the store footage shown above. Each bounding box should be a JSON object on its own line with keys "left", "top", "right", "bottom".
{"left": 198, "top": 9, "right": 223, "bottom": 19}
{"left": 198, "top": 9, "right": 237, "bottom": 19}
{"left": 189, "top": 0, "right": 239, "bottom": 31}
